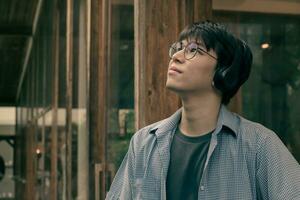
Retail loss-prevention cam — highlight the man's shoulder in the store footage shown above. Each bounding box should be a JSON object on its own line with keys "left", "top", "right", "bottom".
{"left": 237, "top": 114, "right": 281, "bottom": 149}
{"left": 130, "top": 118, "right": 167, "bottom": 146}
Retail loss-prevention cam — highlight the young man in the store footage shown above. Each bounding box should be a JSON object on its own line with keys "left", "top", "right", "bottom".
{"left": 106, "top": 21, "right": 300, "bottom": 200}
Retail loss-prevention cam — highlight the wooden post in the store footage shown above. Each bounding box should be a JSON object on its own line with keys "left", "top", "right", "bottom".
{"left": 193, "top": 0, "right": 213, "bottom": 21}
{"left": 89, "top": 0, "right": 109, "bottom": 199}
{"left": 65, "top": 0, "right": 73, "bottom": 199}
{"left": 134, "top": 0, "right": 182, "bottom": 128}
{"left": 134, "top": 0, "right": 213, "bottom": 128}
{"left": 89, "top": 0, "right": 100, "bottom": 199}
{"left": 98, "top": 0, "right": 109, "bottom": 198}
{"left": 25, "top": 122, "right": 36, "bottom": 200}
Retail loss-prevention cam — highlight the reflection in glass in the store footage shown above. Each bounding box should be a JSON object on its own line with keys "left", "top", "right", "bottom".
{"left": 57, "top": 109, "right": 66, "bottom": 200}
{"left": 43, "top": 110, "right": 52, "bottom": 200}
{"left": 214, "top": 13, "right": 300, "bottom": 162}
{"left": 36, "top": 117, "right": 45, "bottom": 200}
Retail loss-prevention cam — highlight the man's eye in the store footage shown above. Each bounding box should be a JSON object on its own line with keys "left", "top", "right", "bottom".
{"left": 189, "top": 47, "right": 197, "bottom": 52}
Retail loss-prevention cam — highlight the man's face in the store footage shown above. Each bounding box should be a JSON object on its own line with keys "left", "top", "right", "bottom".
{"left": 166, "top": 39, "right": 218, "bottom": 96}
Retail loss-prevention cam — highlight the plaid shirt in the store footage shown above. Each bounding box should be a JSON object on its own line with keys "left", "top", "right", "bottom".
{"left": 106, "top": 105, "right": 300, "bottom": 200}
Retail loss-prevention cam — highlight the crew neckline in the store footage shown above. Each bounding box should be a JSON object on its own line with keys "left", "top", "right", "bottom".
{"left": 175, "top": 127, "right": 213, "bottom": 143}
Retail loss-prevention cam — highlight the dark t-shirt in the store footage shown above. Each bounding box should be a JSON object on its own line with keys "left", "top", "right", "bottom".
{"left": 166, "top": 127, "right": 212, "bottom": 200}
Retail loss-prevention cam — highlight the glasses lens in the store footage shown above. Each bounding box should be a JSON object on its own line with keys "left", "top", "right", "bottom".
{"left": 169, "top": 43, "right": 176, "bottom": 58}
{"left": 184, "top": 43, "right": 198, "bottom": 60}
{"left": 169, "top": 42, "right": 182, "bottom": 58}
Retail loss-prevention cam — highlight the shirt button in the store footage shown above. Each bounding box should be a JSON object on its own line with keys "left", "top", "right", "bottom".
{"left": 200, "top": 186, "right": 205, "bottom": 191}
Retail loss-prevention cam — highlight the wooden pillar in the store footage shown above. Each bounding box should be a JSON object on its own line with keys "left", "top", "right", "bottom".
{"left": 134, "top": 0, "right": 182, "bottom": 128}
{"left": 25, "top": 122, "right": 36, "bottom": 200}
{"left": 98, "top": 0, "right": 109, "bottom": 198}
{"left": 134, "top": 0, "right": 213, "bottom": 128}
{"left": 65, "top": 0, "right": 73, "bottom": 199}
{"left": 89, "top": 0, "right": 99, "bottom": 199}
{"left": 193, "top": 0, "right": 213, "bottom": 21}
{"left": 89, "top": 0, "right": 109, "bottom": 199}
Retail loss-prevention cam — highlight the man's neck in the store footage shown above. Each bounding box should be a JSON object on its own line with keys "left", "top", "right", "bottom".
{"left": 179, "top": 93, "right": 221, "bottom": 137}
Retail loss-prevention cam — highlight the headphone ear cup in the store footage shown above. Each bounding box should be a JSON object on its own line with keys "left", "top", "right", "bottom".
{"left": 213, "top": 64, "right": 230, "bottom": 93}
{"left": 213, "top": 63, "right": 241, "bottom": 94}
{"left": 213, "top": 40, "right": 245, "bottom": 94}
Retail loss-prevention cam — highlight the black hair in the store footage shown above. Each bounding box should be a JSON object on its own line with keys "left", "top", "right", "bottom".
{"left": 178, "top": 21, "right": 253, "bottom": 105}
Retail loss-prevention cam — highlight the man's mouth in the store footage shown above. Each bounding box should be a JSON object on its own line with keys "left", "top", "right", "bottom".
{"left": 169, "top": 66, "right": 182, "bottom": 73}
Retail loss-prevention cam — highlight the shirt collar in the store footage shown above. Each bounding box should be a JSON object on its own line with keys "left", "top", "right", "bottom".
{"left": 149, "top": 104, "right": 239, "bottom": 137}
{"left": 216, "top": 105, "right": 239, "bottom": 136}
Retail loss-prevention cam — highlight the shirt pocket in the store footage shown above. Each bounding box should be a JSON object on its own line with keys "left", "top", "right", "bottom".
{"left": 133, "top": 177, "right": 160, "bottom": 200}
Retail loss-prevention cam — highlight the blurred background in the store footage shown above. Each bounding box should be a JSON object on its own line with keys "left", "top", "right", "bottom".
{"left": 0, "top": 0, "right": 299, "bottom": 199}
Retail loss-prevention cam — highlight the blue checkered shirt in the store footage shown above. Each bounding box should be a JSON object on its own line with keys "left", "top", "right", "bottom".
{"left": 106, "top": 105, "right": 300, "bottom": 200}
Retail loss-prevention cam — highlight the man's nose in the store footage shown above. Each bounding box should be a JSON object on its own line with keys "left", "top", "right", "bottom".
{"left": 171, "top": 50, "right": 185, "bottom": 64}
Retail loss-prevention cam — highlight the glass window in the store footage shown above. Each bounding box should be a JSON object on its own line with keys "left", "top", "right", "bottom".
{"left": 35, "top": 116, "right": 45, "bottom": 200}
{"left": 213, "top": 11, "right": 300, "bottom": 162}
{"left": 43, "top": 110, "right": 53, "bottom": 199}
{"left": 0, "top": 107, "right": 15, "bottom": 199}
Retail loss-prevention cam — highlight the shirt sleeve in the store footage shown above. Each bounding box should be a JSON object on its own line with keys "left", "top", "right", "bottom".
{"left": 106, "top": 137, "right": 135, "bottom": 200}
{"left": 256, "top": 132, "right": 300, "bottom": 200}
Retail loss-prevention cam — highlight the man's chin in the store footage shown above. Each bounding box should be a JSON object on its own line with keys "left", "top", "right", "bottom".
{"left": 166, "top": 84, "right": 184, "bottom": 94}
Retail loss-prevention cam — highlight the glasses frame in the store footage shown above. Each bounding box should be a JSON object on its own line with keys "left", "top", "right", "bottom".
{"left": 169, "top": 42, "right": 218, "bottom": 60}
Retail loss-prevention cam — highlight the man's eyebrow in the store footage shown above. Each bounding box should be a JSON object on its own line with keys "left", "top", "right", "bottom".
{"left": 184, "top": 39, "right": 206, "bottom": 47}
{"left": 178, "top": 40, "right": 207, "bottom": 49}
{"left": 194, "top": 41, "right": 206, "bottom": 48}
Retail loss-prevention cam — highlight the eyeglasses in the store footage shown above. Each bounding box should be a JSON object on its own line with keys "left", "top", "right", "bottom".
{"left": 168, "top": 42, "right": 217, "bottom": 60}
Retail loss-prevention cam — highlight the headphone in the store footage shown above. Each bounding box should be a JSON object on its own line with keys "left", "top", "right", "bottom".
{"left": 213, "top": 40, "right": 252, "bottom": 95}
